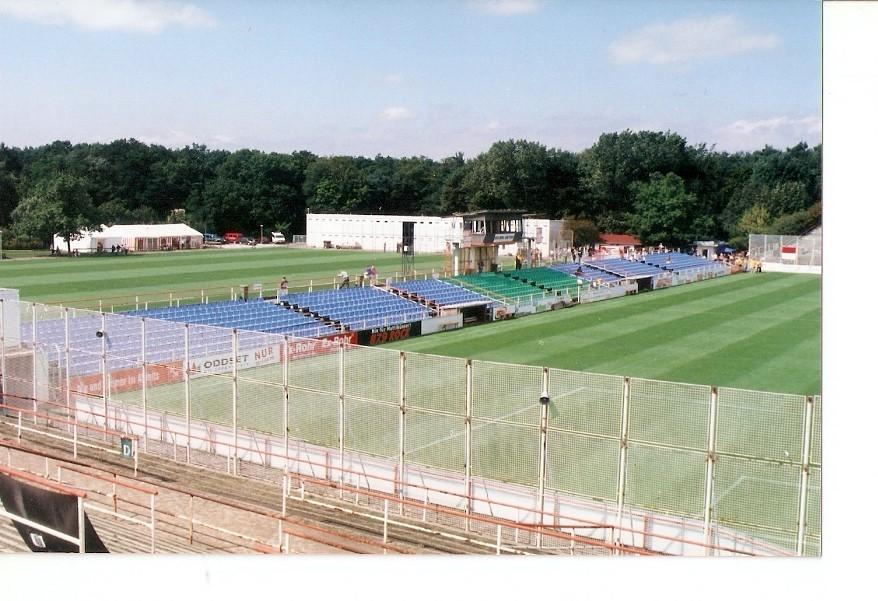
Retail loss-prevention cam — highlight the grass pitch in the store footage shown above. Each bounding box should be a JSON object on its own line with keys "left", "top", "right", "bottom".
{"left": 387, "top": 272, "right": 821, "bottom": 395}
{"left": 0, "top": 246, "right": 454, "bottom": 307}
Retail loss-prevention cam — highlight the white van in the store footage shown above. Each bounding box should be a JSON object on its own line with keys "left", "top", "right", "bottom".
{"left": 271, "top": 232, "right": 286, "bottom": 244}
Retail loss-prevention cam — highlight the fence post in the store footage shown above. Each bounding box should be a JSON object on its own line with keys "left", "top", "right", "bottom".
{"left": 398, "top": 351, "right": 406, "bottom": 499}
{"left": 64, "top": 308, "right": 71, "bottom": 434}
{"left": 31, "top": 304, "right": 37, "bottom": 424}
{"left": 283, "top": 335, "right": 290, "bottom": 469}
{"left": 796, "top": 395, "right": 815, "bottom": 556}
{"left": 141, "top": 318, "right": 148, "bottom": 452}
{"left": 702, "top": 386, "right": 719, "bottom": 556}
{"left": 231, "top": 329, "right": 239, "bottom": 476}
{"left": 100, "top": 312, "right": 108, "bottom": 438}
{"left": 536, "top": 366, "right": 550, "bottom": 550}
{"left": 184, "top": 323, "right": 191, "bottom": 463}
{"left": 614, "top": 376, "right": 632, "bottom": 553}
{"left": 338, "top": 341, "right": 346, "bottom": 487}
{"left": 464, "top": 359, "right": 473, "bottom": 531}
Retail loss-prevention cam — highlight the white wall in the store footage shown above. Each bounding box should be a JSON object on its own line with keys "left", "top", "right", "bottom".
{"left": 308, "top": 213, "right": 566, "bottom": 258}
{"left": 761, "top": 262, "right": 823, "bottom": 275}
{"left": 306, "top": 214, "right": 461, "bottom": 253}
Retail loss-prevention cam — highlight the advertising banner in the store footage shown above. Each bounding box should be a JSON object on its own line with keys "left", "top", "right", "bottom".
{"left": 190, "top": 343, "right": 280, "bottom": 378}
{"left": 356, "top": 321, "right": 422, "bottom": 346}
{"left": 286, "top": 331, "right": 358, "bottom": 359}
{"left": 72, "top": 362, "right": 184, "bottom": 397}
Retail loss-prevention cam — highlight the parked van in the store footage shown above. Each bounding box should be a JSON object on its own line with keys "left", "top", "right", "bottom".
{"left": 271, "top": 232, "right": 286, "bottom": 244}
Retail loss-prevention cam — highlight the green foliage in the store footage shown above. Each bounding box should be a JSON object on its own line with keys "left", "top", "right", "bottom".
{"left": 564, "top": 218, "right": 601, "bottom": 246}
{"left": 771, "top": 202, "right": 821, "bottom": 236}
{"left": 0, "top": 135, "right": 821, "bottom": 245}
{"left": 11, "top": 174, "right": 98, "bottom": 252}
{"left": 739, "top": 204, "right": 772, "bottom": 235}
{"left": 628, "top": 173, "right": 701, "bottom": 246}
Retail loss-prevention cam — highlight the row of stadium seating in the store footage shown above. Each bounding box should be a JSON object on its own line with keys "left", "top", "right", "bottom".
{"left": 391, "top": 278, "right": 494, "bottom": 307}
{"left": 582, "top": 258, "right": 665, "bottom": 278}
{"left": 548, "top": 262, "right": 623, "bottom": 283}
{"left": 642, "top": 252, "right": 728, "bottom": 272}
{"left": 284, "top": 286, "right": 433, "bottom": 330}
{"left": 505, "top": 267, "right": 582, "bottom": 292}
{"left": 447, "top": 272, "right": 556, "bottom": 302}
{"left": 126, "top": 299, "right": 337, "bottom": 338}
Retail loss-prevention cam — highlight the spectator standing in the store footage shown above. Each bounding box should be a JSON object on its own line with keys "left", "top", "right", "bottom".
{"left": 279, "top": 276, "right": 289, "bottom": 297}
{"left": 338, "top": 270, "right": 350, "bottom": 289}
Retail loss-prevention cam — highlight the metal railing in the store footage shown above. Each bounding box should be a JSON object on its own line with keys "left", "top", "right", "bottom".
{"left": 0, "top": 298, "right": 821, "bottom": 556}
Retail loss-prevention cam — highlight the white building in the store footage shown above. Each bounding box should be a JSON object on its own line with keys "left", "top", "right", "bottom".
{"left": 306, "top": 214, "right": 458, "bottom": 253}
{"left": 306, "top": 213, "right": 568, "bottom": 259}
{"left": 53, "top": 223, "right": 203, "bottom": 253}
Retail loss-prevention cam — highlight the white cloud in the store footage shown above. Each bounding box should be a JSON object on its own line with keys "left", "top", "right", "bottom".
{"left": 471, "top": 0, "right": 543, "bottom": 16}
{"left": 383, "top": 74, "right": 404, "bottom": 85}
{"left": 609, "top": 14, "right": 779, "bottom": 65}
{"left": 0, "top": 0, "right": 215, "bottom": 33}
{"left": 714, "top": 115, "right": 822, "bottom": 150}
{"left": 380, "top": 106, "right": 413, "bottom": 121}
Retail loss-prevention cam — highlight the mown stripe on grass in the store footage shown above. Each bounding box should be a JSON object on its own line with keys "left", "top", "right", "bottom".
{"left": 651, "top": 307, "right": 821, "bottom": 393}
{"left": 531, "top": 277, "right": 818, "bottom": 369}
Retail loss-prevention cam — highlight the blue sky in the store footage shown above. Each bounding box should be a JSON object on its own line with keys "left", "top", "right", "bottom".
{"left": 0, "top": 0, "right": 821, "bottom": 158}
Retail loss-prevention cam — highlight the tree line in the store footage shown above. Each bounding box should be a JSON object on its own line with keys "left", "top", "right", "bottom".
{"left": 0, "top": 131, "right": 820, "bottom": 251}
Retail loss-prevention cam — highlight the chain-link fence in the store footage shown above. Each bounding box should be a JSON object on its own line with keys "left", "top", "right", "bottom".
{"left": 0, "top": 298, "right": 821, "bottom": 556}
{"left": 749, "top": 233, "right": 822, "bottom": 267}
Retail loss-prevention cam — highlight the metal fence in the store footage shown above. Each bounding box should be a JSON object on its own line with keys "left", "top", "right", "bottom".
{"left": 0, "top": 299, "right": 821, "bottom": 556}
{"left": 749, "top": 232, "right": 822, "bottom": 267}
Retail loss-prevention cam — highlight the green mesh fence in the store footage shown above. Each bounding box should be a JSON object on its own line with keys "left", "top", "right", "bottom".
{"left": 404, "top": 407, "right": 465, "bottom": 472}
{"left": 344, "top": 345, "right": 399, "bottom": 404}
{"left": 547, "top": 368, "right": 623, "bottom": 437}
{"left": 9, "top": 297, "right": 822, "bottom": 556}
{"left": 472, "top": 360, "right": 542, "bottom": 424}
{"left": 547, "top": 430, "right": 618, "bottom": 502}
{"left": 189, "top": 374, "right": 233, "bottom": 426}
{"left": 811, "top": 395, "right": 821, "bottom": 466}
{"left": 289, "top": 388, "right": 338, "bottom": 448}
{"left": 806, "top": 466, "right": 821, "bottom": 541}
{"left": 344, "top": 396, "right": 398, "bottom": 458}
{"left": 237, "top": 378, "right": 284, "bottom": 435}
{"left": 626, "top": 442, "right": 706, "bottom": 518}
{"left": 717, "top": 388, "right": 804, "bottom": 463}
{"left": 471, "top": 418, "right": 540, "bottom": 486}
{"left": 287, "top": 345, "right": 339, "bottom": 395}
{"left": 405, "top": 351, "right": 466, "bottom": 414}
{"left": 713, "top": 456, "right": 800, "bottom": 533}
{"left": 629, "top": 378, "right": 710, "bottom": 450}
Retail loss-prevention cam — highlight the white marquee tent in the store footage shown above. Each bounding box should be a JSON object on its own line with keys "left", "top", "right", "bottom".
{"left": 53, "top": 224, "right": 203, "bottom": 254}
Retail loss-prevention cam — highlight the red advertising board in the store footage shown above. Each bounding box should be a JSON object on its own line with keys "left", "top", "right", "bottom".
{"left": 285, "top": 331, "right": 358, "bottom": 360}
{"left": 71, "top": 361, "right": 184, "bottom": 397}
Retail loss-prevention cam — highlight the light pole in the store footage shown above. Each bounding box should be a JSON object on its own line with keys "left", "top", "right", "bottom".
{"left": 260, "top": 224, "right": 263, "bottom": 245}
